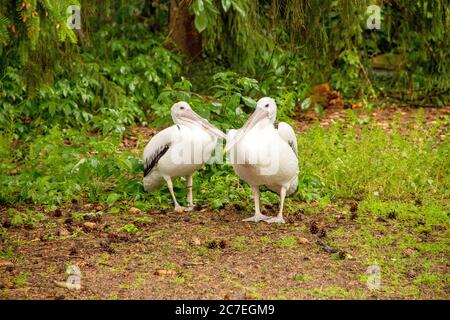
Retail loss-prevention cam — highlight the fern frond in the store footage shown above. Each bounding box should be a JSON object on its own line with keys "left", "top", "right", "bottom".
{"left": 0, "top": 14, "right": 10, "bottom": 48}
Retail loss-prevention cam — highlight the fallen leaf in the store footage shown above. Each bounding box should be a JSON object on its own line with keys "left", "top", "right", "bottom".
{"left": 83, "top": 222, "right": 97, "bottom": 231}
{"left": 298, "top": 237, "right": 309, "bottom": 244}
{"left": 190, "top": 237, "right": 201, "bottom": 246}
{"left": 0, "top": 261, "right": 14, "bottom": 268}
{"left": 129, "top": 207, "right": 142, "bottom": 214}
{"left": 154, "top": 269, "right": 176, "bottom": 276}
{"left": 244, "top": 293, "right": 257, "bottom": 300}
{"left": 183, "top": 261, "right": 204, "bottom": 267}
{"left": 174, "top": 207, "right": 184, "bottom": 214}
{"left": 57, "top": 228, "right": 70, "bottom": 237}
{"left": 351, "top": 102, "right": 363, "bottom": 109}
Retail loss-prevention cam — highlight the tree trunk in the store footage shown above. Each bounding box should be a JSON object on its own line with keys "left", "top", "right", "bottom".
{"left": 167, "top": 0, "right": 202, "bottom": 59}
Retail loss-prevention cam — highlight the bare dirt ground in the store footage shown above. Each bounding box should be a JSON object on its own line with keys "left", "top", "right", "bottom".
{"left": 0, "top": 205, "right": 363, "bottom": 299}
{"left": 295, "top": 103, "right": 450, "bottom": 132}
{"left": 1, "top": 105, "right": 449, "bottom": 300}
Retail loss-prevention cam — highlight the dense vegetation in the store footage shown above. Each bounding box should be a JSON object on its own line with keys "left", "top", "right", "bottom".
{"left": 1, "top": 0, "right": 448, "bottom": 207}
{"left": 0, "top": 0, "right": 448, "bottom": 300}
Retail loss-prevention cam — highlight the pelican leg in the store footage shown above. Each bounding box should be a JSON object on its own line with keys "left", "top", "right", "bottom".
{"left": 164, "top": 176, "right": 184, "bottom": 212}
{"left": 243, "top": 186, "right": 270, "bottom": 222}
{"left": 185, "top": 175, "right": 194, "bottom": 212}
{"left": 266, "top": 186, "right": 286, "bottom": 224}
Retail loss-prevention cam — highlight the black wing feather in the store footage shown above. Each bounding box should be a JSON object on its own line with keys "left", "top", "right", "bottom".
{"left": 144, "top": 144, "right": 170, "bottom": 177}
{"left": 288, "top": 140, "right": 297, "bottom": 156}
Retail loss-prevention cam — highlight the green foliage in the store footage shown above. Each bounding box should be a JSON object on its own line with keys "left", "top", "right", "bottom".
{"left": 8, "top": 208, "right": 47, "bottom": 227}
{"left": 1, "top": 0, "right": 80, "bottom": 75}
{"left": 0, "top": 22, "right": 182, "bottom": 136}
{"left": 0, "top": 126, "right": 143, "bottom": 206}
{"left": 0, "top": 14, "right": 9, "bottom": 54}
{"left": 0, "top": 245, "right": 16, "bottom": 259}
{"left": 13, "top": 273, "right": 29, "bottom": 287}
{"left": 0, "top": 2, "right": 447, "bottom": 301}
{"left": 120, "top": 223, "right": 140, "bottom": 234}
{"left": 298, "top": 114, "right": 449, "bottom": 201}
{"left": 133, "top": 216, "right": 153, "bottom": 225}
{"left": 275, "top": 236, "right": 298, "bottom": 249}
{"left": 187, "top": 0, "right": 449, "bottom": 103}
{"left": 294, "top": 274, "right": 311, "bottom": 282}
{"left": 0, "top": 1, "right": 448, "bottom": 222}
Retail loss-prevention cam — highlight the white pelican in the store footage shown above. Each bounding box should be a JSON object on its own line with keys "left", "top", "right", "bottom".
{"left": 143, "top": 101, "right": 226, "bottom": 212}
{"left": 226, "top": 97, "right": 298, "bottom": 223}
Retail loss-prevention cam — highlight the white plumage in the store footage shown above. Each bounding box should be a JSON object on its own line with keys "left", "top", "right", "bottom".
{"left": 226, "top": 97, "right": 299, "bottom": 223}
{"left": 143, "top": 101, "right": 225, "bottom": 212}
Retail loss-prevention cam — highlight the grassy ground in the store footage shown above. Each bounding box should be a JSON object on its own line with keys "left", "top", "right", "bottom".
{"left": 0, "top": 105, "right": 449, "bottom": 300}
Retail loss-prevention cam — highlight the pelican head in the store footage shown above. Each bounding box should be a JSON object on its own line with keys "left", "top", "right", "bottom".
{"left": 255, "top": 97, "right": 277, "bottom": 123}
{"left": 225, "top": 97, "right": 277, "bottom": 151}
{"left": 171, "top": 101, "right": 226, "bottom": 139}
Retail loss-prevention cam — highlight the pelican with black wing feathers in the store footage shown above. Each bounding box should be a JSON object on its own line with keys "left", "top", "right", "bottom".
{"left": 143, "top": 101, "right": 226, "bottom": 212}
{"left": 226, "top": 97, "right": 299, "bottom": 223}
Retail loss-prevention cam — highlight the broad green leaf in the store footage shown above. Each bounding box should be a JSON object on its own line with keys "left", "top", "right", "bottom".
{"left": 314, "top": 104, "right": 324, "bottom": 117}
{"left": 242, "top": 96, "right": 256, "bottom": 108}
{"left": 191, "top": 0, "right": 204, "bottom": 15}
{"left": 106, "top": 193, "right": 120, "bottom": 206}
{"left": 221, "top": 0, "right": 232, "bottom": 12}
{"left": 301, "top": 97, "right": 312, "bottom": 110}
{"left": 231, "top": 0, "right": 246, "bottom": 17}
{"left": 226, "top": 94, "right": 241, "bottom": 110}
{"left": 194, "top": 12, "right": 208, "bottom": 32}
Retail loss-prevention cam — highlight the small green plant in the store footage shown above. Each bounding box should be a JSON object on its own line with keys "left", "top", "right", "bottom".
{"left": 171, "top": 277, "right": 186, "bottom": 285}
{"left": 0, "top": 246, "right": 16, "bottom": 259}
{"left": 275, "top": 236, "right": 298, "bottom": 249}
{"left": 71, "top": 212, "right": 85, "bottom": 223}
{"left": 294, "top": 274, "right": 311, "bottom": 282}
{"left": 413, "top": 273, "right": 441, "bottom": 286}
{"left": 120, "top": 224, "right": 140, "bottom": 234}
{"left": 13, "top": 273, "right": 28, "bottom": 287}
{"left": 230, "top": 236, "right": 248, "bottom": 251}
{"left": 196, "top": 247, "right": 209, "bottom": 256}
{"left": 8, "top": 209, "right": 47, "bottom": 228}
{"left": 133, "top": 216, "right": 153, "bottom": 226}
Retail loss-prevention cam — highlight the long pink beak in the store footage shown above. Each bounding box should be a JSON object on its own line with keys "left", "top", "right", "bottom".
{"left": 181, "top": 110, "right": 226, "bottom": 139}
{"left": 225, "top": 108, "right": 269, "bottom": 152}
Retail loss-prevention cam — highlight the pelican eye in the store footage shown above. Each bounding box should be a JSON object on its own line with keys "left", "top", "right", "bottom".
{"left": 180, "top": 106, "right": 185, "bottom": 110}
{"left": 265, "top": 104, "right": 269, "bottom": 108}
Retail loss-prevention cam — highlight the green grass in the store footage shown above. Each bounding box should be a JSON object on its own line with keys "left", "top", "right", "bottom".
{"left": 230, "top": 236, "right": 250, "bottom": 251}
{"left": 294, "top": 274, "right": 311, "bottom": 282}
{"left": 13, "top": 273, "right": 29, "bottom": 288}
{"left": 2, "top": 110, "right": 447, "bottom": 215}
{"left": 133, "top": 217, "right": 153, "bottom": 225}
{"left": 171, "top": 277, "right": 186, "bottom": 285}
{"left": 298, "top": 113, "right": 449, "bottom": 203}
{"left": 275, "top": 236, "right": 298, "bottom": 249}
{"left": 1, "top": 115, "right": 447, "bottom": 244}
{"left": 0, "top": 246, "right": 16, "bottom": 259}
{"left": 119, "top": 224, "right": 140, "bottom": 234}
